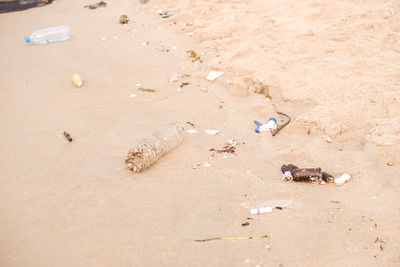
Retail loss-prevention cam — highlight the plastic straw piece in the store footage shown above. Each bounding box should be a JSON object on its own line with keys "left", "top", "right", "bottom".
{"left": 125, "top": 122, "right": 184, "bottom": 172}
{"left": 250, "top": 207, "right": 272, "bottom": 215}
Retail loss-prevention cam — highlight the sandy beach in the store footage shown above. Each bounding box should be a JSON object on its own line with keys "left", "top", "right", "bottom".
{"left": 0, "top": 0, "right": 399, "bottom": 266}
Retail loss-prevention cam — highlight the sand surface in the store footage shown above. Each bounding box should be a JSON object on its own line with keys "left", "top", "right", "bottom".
{"left": 0, "top": 0, "right": 399, "bottom": 266}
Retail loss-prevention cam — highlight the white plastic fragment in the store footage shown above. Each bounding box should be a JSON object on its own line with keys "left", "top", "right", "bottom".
{"left": 205, "top": 130, "right": 220, "bottom": 135}
{"left": 136, "top": 83, "right": 142, "bottom": 87}
{"left": 250, "top": 207, "right": 272, "bottom": 215}
{"left": 206, "top": 71, "right": 224, "bottom": 81}
{"left": 185, "top": 129, "right": 197, "bottom": 134}
{"left": 334, "top": 173, "right": 351, "bottom": 185}
{"left": 169, "top": 74, "right": 179, "bottom": 83}
{"left": 100, "top": 36, "right": 107, "bottom": 41}
{"left": 203, "top": 163, "right": 212, "bottom": 167}
{"left": 130, "top": 93, "right": 137, "bottom": 98}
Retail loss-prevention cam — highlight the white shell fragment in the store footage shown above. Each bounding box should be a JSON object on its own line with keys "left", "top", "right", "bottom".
{"left": 323, "top": 135, "right": 332, "bottom": 143}
{"left": 203, "top": 163, "right": 212, "bottom": 167}
{"left": 205, "top": 130, "right": 220, "bottom": 135}
{"left": 185, "top": 129, "right": 197, "bottom": 134}
{"left": 334, "top": 173, "right": 351, "bottom": 185}
{"left": 130, "top": 93, "right": 137, "bottom": 98}
{"left": 206, "top": 71, "right": 224, "bottom": 81}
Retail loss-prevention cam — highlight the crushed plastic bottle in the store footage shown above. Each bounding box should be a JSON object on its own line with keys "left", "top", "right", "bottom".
{"left": 25, "top": 26, "right": 71, "bottom": 44}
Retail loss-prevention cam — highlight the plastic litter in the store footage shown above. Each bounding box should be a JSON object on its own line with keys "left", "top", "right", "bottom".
{"left": 0, "top": 0, "right": 52, "bottom": 13}
{"left": 25, "top": 25, "right": 71, "bottom": 44}
{"left": 334, "top": 173, "right": 351, "bottom": 185}
{"left": 205, "top": 130, "right": 220, "bottom": 135}
{"left": 185, "top": 129, "right": 197, "bottom": 134}
{"left": 254, "top": 118, "right": 277, "bottom": 133}
{"left": 250, "top": 207, "right": 272, "bottom": 215}
{"left": 125, "top": 123, "right": 184, "bottom": 172}
{"left": 72, "top": 74, "right": 83, "bottom": 88}
{"left": 206, "top": 71, "right": 224, "bottom": 81}
{"left": 169, "top": 74, "right": 178, "bottom": 83}
{"left": 281, "top": 164, "right": 334, "bottom": 184}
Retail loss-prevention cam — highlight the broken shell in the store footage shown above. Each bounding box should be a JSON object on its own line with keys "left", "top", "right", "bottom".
{"left": 206, "top": 71, "right": 224, "bottom": 81}
{"left": 72, "top": 74, "right": 83, "bottom": 88}
{"left": 323, "top": 135, "right": 332, "bottom": 143}
{"left": 119, "top": 14, "right": 129, "bottom": 24}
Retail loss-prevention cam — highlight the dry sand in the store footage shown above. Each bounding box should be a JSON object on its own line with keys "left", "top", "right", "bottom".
{"left": 0, "top": 0, "right": 399, "bottom": 266}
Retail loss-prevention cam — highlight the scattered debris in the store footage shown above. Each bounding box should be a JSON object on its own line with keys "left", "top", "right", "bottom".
{"left": 206, "top": 71, "right": 224, "bottom": 81}
{"left": 157, "top": 9, "right": 171, "bottom": 18}
{"left": 210, "top": 140, "right": 236, "bottom": 154}
{"left": 195, "top": 234, "right": 268, "bottom": 242}
{"left": 100, "top": 36, "right": 107, "bottom": 41}
{"left": 241, "top": 222, "right": 250, "bottom": 227}
{"left": 181, "top": 74, "right": 191, "bottom": 78}
{"left": 247, "top": 217, "right": 253, "bottom": 220}
{"left": 334, "top": 173, "right": 351, "bottom": 185}
{"left": 375, "top": 237, "right": 385, "bottom": 251}
{"left": 275, "top": 206, "right": 283, "bottom": 210}
{"left": 142, "top": 41, "right": 149, "bottom": 46}
{"left": 130, "top": 93, "right": 137, "bottom": 98}
{"left": 254, "top": 118, "right": 277, "bottom": 134}
{"left": 203, "top": 163, "right": 212, "bottom": 167}
{"left": 138, "top": 87, "right": 156, "bottom": 92}
{"left": 135, "top": 83, "right": 142, "bottom": 87}
{"left": 84, "top": 1, "right": 107, "bottom": 9}
{"left": 63, "top": 131, "right": 73, "bottom": 142}
{"left": 323, "top": 135, "right": 332, "bottom": 143}
{"left": 180, "top": 82, "right": 190, "bottom": 88}
{"left": 281, "top": 164, "right": 334, "bottom": 184}
{"left": 169, "top": 74, "right": 178, "bottom": 83}
{"left": 386, "top": 161, "right": 393, "bottom": 166}
{"left": 186, "top": 50, "right": 202, "bottom": 63}
{"left": 119, "top": 14, "right": 129, "bottom": 24}
{"left": 205, "top": 129, "right": 220, "bottom": 135}
{"left": 330, "top": 200, "right": 342, "bottom": 204}
{"left": 250, "top": 207, "right": 272, "bottom": 215}
{"left": 125, "top": 123, "right": 184, "bottom": 172}
{"left": 72, "top": 74, "right": 83, "bottom": 88}
{"left": 273, "top": 112, "right": 291, "bottom": 136}
{"left": 0, "top": 0, "right": 52, "bottom": 13}
{"left": 186, "top": 121, "right": 195, "bottom": 127}
{"left": 185, "top": 129, "right": 197, "bottom": 134}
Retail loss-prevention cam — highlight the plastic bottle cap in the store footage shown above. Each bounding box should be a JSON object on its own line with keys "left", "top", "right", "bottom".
{"left": 24, "top": 35, "right": 31, "bottom": 43}
{"left": 268, "top": 117, "right": 277, "bottom": 123}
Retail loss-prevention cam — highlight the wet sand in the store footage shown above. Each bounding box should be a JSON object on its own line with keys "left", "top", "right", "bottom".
{"left": 0, "top": 1, "right": 399, "bottom": 266}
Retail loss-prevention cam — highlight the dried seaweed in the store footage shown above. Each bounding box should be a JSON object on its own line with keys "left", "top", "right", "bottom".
{"left": 210, "top": 141, "right": 236, "bottom": 155}
{"left": 186, "top": 50, "right": 202, "bottom": 63}
{"left": 138, "top": 87, "right": 156, "bottom": 92}
{"left": 195, "top": 234, "right": 268, "bottom": 242}
{"left": 180, "top": 82, "right": 190, "bottom": 88}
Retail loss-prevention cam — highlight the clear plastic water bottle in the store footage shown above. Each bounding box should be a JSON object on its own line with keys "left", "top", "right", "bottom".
{"left": 25, "top": 26, "right": 71, "bottom": 44}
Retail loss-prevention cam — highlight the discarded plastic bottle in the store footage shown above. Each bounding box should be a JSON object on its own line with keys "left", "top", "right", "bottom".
{"left": 25, "top": 26, "right": 71, "bottom": 44}
{"left": 125, "top": 122, "right": 184, "bottom": 172}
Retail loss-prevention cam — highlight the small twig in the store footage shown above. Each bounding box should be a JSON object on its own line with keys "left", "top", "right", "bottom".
{"left": 272, "top": 111, "right": 291, "bottom": 136}
{"left": 195, "top": 234, "right": 268, "bottom": 242}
